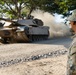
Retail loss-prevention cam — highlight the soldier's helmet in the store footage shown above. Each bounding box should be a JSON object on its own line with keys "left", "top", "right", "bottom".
{"left": 68, "top": 9, "right": 76, "bottom": 21}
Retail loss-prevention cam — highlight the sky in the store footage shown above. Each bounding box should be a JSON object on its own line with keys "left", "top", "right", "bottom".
{"left": 54, "top": 13, "right": 65, "bottom": 23}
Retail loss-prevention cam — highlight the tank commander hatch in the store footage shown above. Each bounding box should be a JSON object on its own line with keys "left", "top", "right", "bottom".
{"left": 67, "top": 9, "right": 76, "bottom": 75}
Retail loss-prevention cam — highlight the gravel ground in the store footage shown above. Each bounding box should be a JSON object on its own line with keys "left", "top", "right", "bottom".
{"left": 0, "top": 44, "right": 67, "bottom": 62}
{"left": 0, "top": 37, "right": 72, "bottom": 75}
{"left": 0, "top": 55, "right": 67, "bottom": 75}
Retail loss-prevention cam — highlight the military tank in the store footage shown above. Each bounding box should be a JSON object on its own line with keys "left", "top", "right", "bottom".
{"left": 0, "top": 18, "right": 49, "bottom": 43}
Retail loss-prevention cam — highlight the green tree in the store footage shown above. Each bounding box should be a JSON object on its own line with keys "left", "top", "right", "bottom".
{"left": 0, "top": 0, "right": 76, "bottom": 19}
{"left": 56, "top": 0, "right": 76, "bottom": 16}
{"left": 39, "top": 0, "right": 76, "bottom": 16}
{"left": 0, "top": 0, "right": 48, "bottom": 19}
{"left": 0, "top": 0, "right": 29, "bottom": 19}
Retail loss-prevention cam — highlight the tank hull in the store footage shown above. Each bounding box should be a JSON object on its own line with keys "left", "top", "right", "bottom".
{"left": 0, "top": 26, "right": 49, "bottom": 43}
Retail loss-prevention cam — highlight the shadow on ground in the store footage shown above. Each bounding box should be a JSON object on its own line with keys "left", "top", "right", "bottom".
{"left": 32, "top": 36, "right": 73, "bottom": 48}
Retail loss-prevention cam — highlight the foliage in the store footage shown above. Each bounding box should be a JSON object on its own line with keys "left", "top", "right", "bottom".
{"left": 0, "top": 0, "right": 75, "bottom": 19}
{"left": 56, "top": 0, "right": 76, "bottom": 16}
{"left": 0, "top": 0, "right": 49, "bottom": 19}
{"left": 0, "top": 0, "right": 29, "bottom": 19}
{"left": 40, "top": 0, "right": 76, "bottom": 16}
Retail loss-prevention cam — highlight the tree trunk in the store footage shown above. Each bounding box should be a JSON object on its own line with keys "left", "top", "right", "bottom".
{"left": 26, "top": 7, "right": 34, "bottom": 19}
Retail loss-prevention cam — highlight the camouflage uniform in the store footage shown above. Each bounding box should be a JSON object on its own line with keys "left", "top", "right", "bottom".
{"left": 67, "top": 35, "right": 76, "bottom": 75}
{"left": 67, "top": 9, "right": 76, "bottom": 75}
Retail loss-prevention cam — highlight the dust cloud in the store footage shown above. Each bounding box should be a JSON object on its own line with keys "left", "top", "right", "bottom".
{"left": 31, "top": 10, "right": 71, "bottom": 38}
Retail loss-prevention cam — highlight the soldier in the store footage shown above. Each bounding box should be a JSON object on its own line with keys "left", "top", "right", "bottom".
{"left": 67, "top": 9, "right": 76, "bottom": 75}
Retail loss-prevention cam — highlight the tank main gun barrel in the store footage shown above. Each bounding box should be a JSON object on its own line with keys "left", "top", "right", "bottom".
{"left": 0, "top": 18, "right": 16, "bottom": 23}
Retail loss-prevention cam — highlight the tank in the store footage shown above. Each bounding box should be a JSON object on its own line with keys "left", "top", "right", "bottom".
{"left": 0, "top": 18, "right": 49, "bottom": 43}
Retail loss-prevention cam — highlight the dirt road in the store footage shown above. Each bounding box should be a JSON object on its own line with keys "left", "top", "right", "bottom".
{"left": 0, "top": 37, "right": 72, "bottom": 75}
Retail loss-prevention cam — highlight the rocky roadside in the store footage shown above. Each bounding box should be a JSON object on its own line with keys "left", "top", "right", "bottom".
{"left": 0, "top": 54, "right": 68, "bottom": 75}
{"left": 0, "top": 49, "right": 67, "bottom": 68}
{"left": 0, "top": 37, "right": 72, "bottom": 75}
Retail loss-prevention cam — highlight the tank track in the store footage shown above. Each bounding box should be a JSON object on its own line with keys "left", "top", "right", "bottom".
{"left": 0, "top": 49, "right": 67, "bottom": 68}
{"left": 29, "top": 35, "right": 49, "bottom": 42}
{"left": 0, "top": 35, "right": 49, "bottom": 43}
